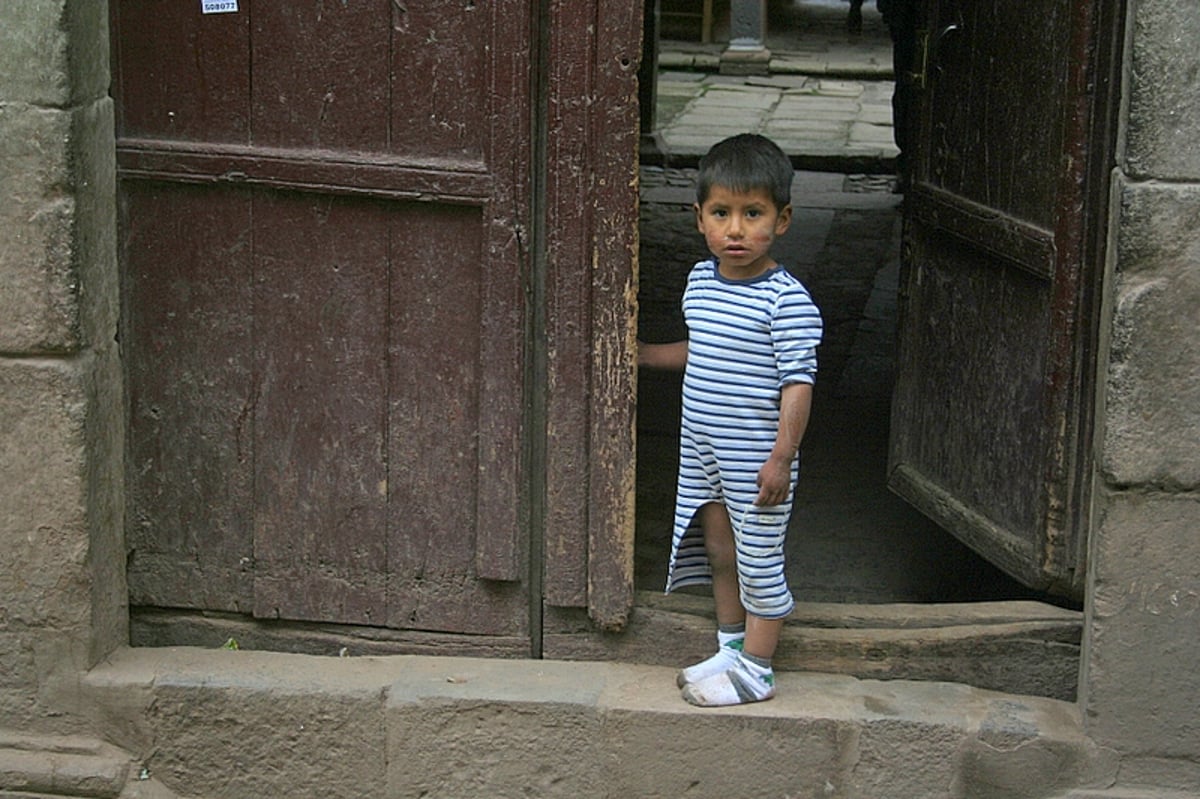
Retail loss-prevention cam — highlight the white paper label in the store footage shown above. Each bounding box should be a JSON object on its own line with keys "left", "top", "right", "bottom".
{"left": 202, "top": 0, "right": 238, "bottom": 13}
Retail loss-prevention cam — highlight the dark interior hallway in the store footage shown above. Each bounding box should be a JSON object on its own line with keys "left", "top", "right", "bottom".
{"left": 634, "top": 167, "right": 1052, "bottom": 605}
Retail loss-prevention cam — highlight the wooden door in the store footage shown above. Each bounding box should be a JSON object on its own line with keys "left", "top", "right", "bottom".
{"left": 889, "top": 0, "right": 1122, "bottom": 600}
{"left": 114, "top": 1, "right": 534, "bottom": 641}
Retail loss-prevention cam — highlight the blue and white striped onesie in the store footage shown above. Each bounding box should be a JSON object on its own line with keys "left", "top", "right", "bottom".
{"left": 665, "top": 259, "right": 823, "bottom": 619}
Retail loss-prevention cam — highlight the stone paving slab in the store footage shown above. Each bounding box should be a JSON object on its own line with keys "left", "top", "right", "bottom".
{"left": 650, "top": 74, "right": 898, "bottom": 169}
{"left": 650, "top": 12, "right": 899, "bottom": 171}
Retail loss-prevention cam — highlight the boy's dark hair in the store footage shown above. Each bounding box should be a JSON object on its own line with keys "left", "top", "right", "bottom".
{"left": 696, "top": 133, "right": 793, "bottom": 210}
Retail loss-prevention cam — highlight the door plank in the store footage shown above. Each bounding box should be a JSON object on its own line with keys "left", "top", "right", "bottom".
{"left": 251, "top": 3, "right": 390, "bottom": 151}
{"left": 908, "top": 184, "right": 1056, "bottom": 280}
{"left": 540, "top": 0, "right": 640, "bottom": 630}
{"left": 123, "top": 183, "right": 255, "bottom": 613}
{"left": 892, "top": 230, "right": 1051, "bottom": 541}
{"left": 251, "top": 192, "right": 390, "bottom": 625}
{"left": 468, "top": 3, "right": 531, "bottom": 584}
{"left": 541, "top": 0, "right": 601, "bottom": 609}
{"left": 586, "top": 3, "right": 642, "bottom": 629}
{"left": 112, "top": 2, "right": 250, "bottom": 143}
{"left": 385, "top": 203, "right": 525, "bottom": 635}
{"left": 387, "top": 2, "right": 492, "bottom": 164}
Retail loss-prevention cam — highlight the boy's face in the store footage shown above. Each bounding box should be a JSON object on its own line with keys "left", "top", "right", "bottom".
{"left": 694, "top": 184, "right": 792, "bottom": 280}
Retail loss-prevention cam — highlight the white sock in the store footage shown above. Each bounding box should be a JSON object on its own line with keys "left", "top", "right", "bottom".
{"left": 680, "top": 652, "right": 776, "bottom": 707}
{"left": 676, "top": 628, "right": 745, "bottom": 688}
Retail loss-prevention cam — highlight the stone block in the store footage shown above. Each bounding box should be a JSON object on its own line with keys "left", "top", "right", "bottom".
{"left": 697, "top": 85, "right": 781, "bottom": 110}
{"left": 954, "top": 698, "right": 1102, "bottom": 797}
{"left": 0, "top": 744, "right": 130, "bottom": 798}
{"left": 849, "top": 121, "right": 898, "bottom": 146}
{"left": 1062, "top": 790, "right": 1200, "bottom": 799}
{"left": 848, "top": 716, "right": 963, "bottom": 797}
{"left": 387, "top": 660, "right": 609, "bottom": 798}
{"left": 1085, "top": 490, "right": 1200, "bottom": 762}
{"left": 1103, "top": 180, "right": 1200, "bottom": 487}
{"left": 0, "top": 630, "right": 96, "bottom": 731}
{"left": 764, "top": 119, "right": 848, "bottom": 139}
{"left": 0, "top": 632, "right": 38, "bottom": 692}
{"left": 81, "top": 344, "right": 128, "bottom": 665}
{"left": 771, "top": 55, "right": 828, "bottom": 75}
{"left": 857, "top": 104, "right": 895, "bottom": 125}
{"left": 122, "top": 651, "right": 391, "bottom": 799}
{"left": 719, "top": 47, "right": 772, "bottom": 76}
{"left": 0, "top": 96, "right": 115, "bottom": 355}
{"left": 1111, "top": 759, "right": 1200, "bottom": 795}
{"left": 1126, "top": 0, "right": 1200, "bottom": 179}
{"left": 607, "top": 708, "right": 844, "bottom": 797}
{"left": 814, "top": 79, "right": 865, "bottom": 98}
{"left": 0, "top": 1, "right": 108, "bottom": 106}
{"left": 0, "top": 0, "right": 69, "bottom": 106}
{"left": 775, "top": 94, "right": 859, "bottom": 113}
{"left": 0, "top": 103, "right": 79, "bottom": 353}
{"left": 63, "top": 0, "right": 112, "bottom": 104}
{"left": 71, "top": 97, "right": 119, "bottom": 353}
{"left": 0, "top": 359, "right": 90, "bottom": 629}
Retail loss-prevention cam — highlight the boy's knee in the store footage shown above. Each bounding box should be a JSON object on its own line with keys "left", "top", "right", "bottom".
{"left": 704, "top": 534, "right": 737, "bottom": 570}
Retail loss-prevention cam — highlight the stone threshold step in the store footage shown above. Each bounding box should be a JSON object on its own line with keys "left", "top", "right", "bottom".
{"left": 549, "top": 591, "right": 1082, "bottom": 702}
{"left": 82, "top": 646, "right": 1107, "bottom": 799}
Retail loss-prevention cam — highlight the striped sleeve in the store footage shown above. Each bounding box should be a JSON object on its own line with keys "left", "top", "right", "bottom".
{"left": 772, "top": 281, "right": 822, "bottom": 387}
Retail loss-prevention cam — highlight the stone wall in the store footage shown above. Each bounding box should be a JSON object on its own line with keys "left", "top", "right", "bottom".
{"left": 0, "top": 0, "right": 124, "bottom": 733}
{"left": 1080, "top": 0, "right": 1200, "bottom": 792}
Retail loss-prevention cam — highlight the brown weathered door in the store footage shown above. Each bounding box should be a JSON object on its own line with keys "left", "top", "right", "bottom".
{"left": 114, "top": 2, "right": 535, "bottom": 641}
{"left": 889, "top": 0, "right": 1122, "bottom": 601}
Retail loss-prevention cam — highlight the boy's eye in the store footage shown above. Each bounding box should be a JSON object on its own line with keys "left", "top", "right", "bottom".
{"left": 746, "top": 208, "right": 762, "bottom": 218}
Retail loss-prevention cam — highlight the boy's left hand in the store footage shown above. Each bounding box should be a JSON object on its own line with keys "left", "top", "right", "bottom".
{"left": 754, "top": 456, "right": 792, "bottom": 506}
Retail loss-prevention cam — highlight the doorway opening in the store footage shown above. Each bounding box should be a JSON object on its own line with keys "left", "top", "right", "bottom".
{"left": 634, "top": 0, "right": 1081, "bottom": 699}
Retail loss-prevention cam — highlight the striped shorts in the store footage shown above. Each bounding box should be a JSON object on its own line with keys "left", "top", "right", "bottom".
{"left": 665, "top": 418, "right": 797, "bottom": 619}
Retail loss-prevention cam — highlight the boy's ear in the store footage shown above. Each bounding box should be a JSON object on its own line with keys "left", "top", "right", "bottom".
{"left": 774, "top": 203, "right": 793, "bottom": 235}
{"left": 693, "top": 202, "right": 704, "bottom": 232}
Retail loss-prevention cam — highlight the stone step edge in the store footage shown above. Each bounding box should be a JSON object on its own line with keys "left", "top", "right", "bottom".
{"left": 0, "top": 734, "right": 130, "bottom": 799}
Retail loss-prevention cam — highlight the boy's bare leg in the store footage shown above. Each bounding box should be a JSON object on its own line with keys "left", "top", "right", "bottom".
{"left": 744, "top": 613, "right": 783, "bottom": 661}
{"left": 679, "top": 503, "right": 781, "bottom": 706}
{"left": 703, "top": 503, "right": 789, "bottom": 655}
{"left": 675, "top": 503, "right": 745, "bottom": 688}
{"left": 701, "top": 502, "right": 745, "bottom": 626}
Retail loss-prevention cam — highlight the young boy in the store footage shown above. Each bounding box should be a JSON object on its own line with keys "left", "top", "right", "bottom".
{"left": 639, "top": 134, "right": 822, "bottom": 706}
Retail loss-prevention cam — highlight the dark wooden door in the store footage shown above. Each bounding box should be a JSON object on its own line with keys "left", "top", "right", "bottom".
{"left": 889, "top": 0, "right": 1121, "bottom": 601}
{"left": 114, "top": 2, "right": 535, "bottom": 640}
